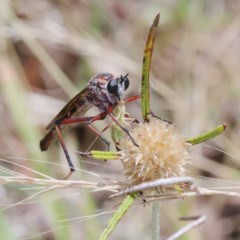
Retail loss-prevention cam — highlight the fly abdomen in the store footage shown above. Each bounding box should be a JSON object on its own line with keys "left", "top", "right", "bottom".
{"left": 40, "top": 127, "right": 56, "bottom": 151}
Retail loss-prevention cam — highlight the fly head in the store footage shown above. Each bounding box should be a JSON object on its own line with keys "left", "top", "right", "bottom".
{"left": 107, "top": 74, "right": 130, "bottom": 98}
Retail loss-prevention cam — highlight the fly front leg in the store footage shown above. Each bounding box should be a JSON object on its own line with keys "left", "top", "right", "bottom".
{"left": 123, "top": 95, "right": 171, "bottom": 124}
{"left": 123, "top": 95, "right": 141, "bottom": 104}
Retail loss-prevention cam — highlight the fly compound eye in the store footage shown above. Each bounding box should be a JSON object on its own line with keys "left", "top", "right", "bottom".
{"left": 107, "top": 79, "right": 119, "bottom": 95}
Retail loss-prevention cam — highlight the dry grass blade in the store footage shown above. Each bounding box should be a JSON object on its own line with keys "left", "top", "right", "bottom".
{"left": 0, "top": 175, "right": 120, "bottom": 192}
{"left": 166, "top": 215, "right": 207, "bottom": 240}
{"left": 110, "top": 176, "right": 193, "bottom": 197}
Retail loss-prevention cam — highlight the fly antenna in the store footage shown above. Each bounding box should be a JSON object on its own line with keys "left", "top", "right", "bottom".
{"left": 120, "top": 73, "right": 129, "bottom": 83}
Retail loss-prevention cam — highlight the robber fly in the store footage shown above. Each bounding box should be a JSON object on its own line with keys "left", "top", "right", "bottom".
{"left": 40, "top": 73, "right": 139, "bottom": 178}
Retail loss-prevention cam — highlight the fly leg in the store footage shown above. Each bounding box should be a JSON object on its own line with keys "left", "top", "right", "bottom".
{"left": 110, "top": 95, "right": 140, "bottom": 147}
{"left": 123, "top": 95, "right": 171, "bottom": 124}
{"left": 108, "top": 111, "right": 139, "bottom": 147}
{"left": 150, "top": 111, "right": 172, "bottom": 124}
{"left": 59, "top": 112, "right": 110, "bottom": 150}
{"left": 54, "top": 125, "right": 75, "bottom": 179}
{"left": 123, "top": 95, "right": 140, "bottom": 104}
{"left": 56, "top": 112, "right": 110, "bottom": 178}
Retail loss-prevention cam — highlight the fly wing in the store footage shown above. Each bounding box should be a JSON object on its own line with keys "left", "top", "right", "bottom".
{"left": 40, "top": 88, "right": 92, "bottom": 151}
{"left": 46, "top": 88, "right": 90, "bottom": 130}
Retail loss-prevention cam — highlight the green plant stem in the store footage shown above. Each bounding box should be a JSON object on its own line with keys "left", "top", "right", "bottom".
{"left": 187, "top": 124, "right": 226, "bottom": 145}
{"left": 98, "top": 194, "right": 136, "bottom": 240}
{"left": 141, "top": 14, "right": 159, "bottom": 122}
{"left": 78, "top": 150, "right": 121, "bottom": 160}
{"left": 152, "top": 202, "right": 160, "bottom": 240}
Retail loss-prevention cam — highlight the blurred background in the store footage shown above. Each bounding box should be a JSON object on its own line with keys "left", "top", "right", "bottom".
{"left": 0, "top": 0, "right": 240, "bottom": 239}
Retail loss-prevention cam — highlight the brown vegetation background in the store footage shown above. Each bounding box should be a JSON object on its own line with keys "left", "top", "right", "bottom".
{"left": 0, "top": 1, "right": 240, "bottom": 239}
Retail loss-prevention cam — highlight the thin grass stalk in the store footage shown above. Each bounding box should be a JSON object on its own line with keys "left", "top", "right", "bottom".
{"left": 151, "top": 202, "right": 160, "bottom": 240}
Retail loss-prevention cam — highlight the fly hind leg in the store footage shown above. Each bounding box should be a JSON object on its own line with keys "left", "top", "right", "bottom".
{"left": 54, "top": 125, "right": 75, "bottom": 179}
{"left": 56, "top": 112, "right": 110, "bottom": 178}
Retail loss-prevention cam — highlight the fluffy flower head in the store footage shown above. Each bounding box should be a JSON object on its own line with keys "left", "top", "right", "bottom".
{"left": 119, "top": 119, "right": 191, "bottom": 192}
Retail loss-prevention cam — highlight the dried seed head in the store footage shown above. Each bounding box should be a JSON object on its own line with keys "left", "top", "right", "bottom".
{"left": 119, "top": 119, "right": 191, "bottom": 193}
